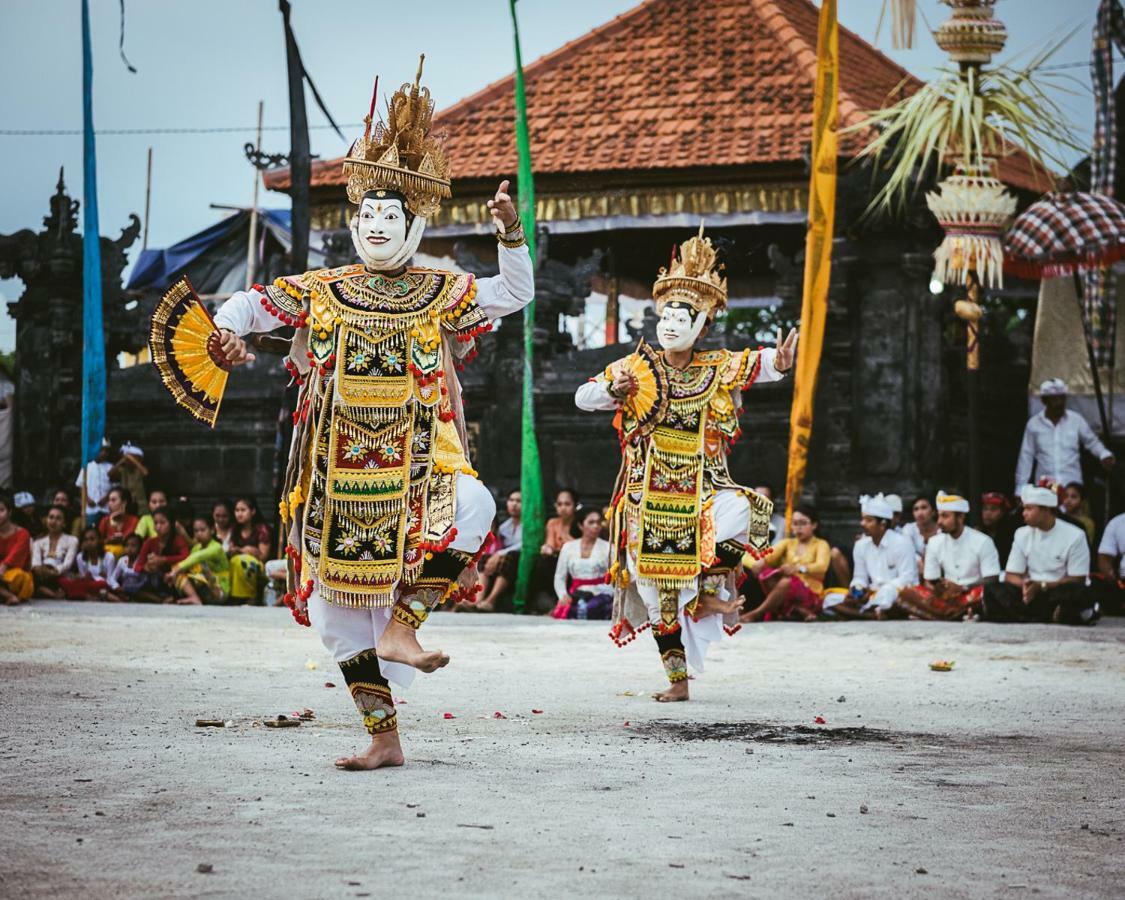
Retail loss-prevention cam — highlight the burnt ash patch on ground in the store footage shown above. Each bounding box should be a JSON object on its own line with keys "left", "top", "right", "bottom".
{"left": 632, "top": 721, "right": 912, "bottom": 745}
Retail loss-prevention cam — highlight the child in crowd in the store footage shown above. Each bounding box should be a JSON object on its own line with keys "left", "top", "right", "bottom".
{"left": 227, "top": 496, "right": 271, "bottom": 603}
{"left": 31, "top": 505, "right": 79, "bottom": 599}
{"left": 0, "top": 493, "right": 34, "bottom": 605}
{"left": 98, "top": 486, "right": 138, "bottom": 558}
{"left": 133, "top": 507, "right": 190, "bottom": 602}
{"left": 60, "top": 527, "right": 119, "bottom": 601}
{"left": 113, "top": 533, "right": 146, "bottom": 599}
{"left": 211, "top": 499, "right": 235, "bottom": 551}
{"left": 134, "top": 489, "right": 169, "bottom": 541}
{"left": 1061, "top": 482, "right": 1096, "bottom": 548}
{"left": 168, "top": 516, "right": 231, "bottom": 605}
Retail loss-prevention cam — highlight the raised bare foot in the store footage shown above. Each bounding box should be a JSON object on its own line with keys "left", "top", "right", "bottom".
{"left": 652, "top": 680, "right": 690, "bottom": 703}
{"left": 376, "top": 620, "right": 450, "bottom": 673}
{"left": 694, "top": 592, "right": 742, "bottom": 619}
{"left": 334, "top": 731, "right": 406, "bottom": 771}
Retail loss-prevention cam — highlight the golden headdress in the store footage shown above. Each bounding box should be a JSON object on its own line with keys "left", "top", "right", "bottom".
{"left": 652, "top": 223, "right": 728, "bottom": 320}
{"left": 342, "top": 55, "right": 451, "bottom": 217}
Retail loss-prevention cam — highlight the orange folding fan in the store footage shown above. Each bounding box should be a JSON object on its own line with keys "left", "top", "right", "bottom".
{"left": 148, "top": 276, "right": 230, "bottom": 427}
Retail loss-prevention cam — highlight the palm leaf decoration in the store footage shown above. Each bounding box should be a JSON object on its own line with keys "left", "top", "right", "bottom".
{"left": 850, "top": 32, "right": 1084, "bottom": 218}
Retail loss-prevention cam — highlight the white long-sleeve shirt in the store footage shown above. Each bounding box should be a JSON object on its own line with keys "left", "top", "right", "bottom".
{"left": 213, "top": 242, "right": 534, "bottom": 337}
{"left": 553, "top": 537, "right": 612, "bottom": 599}
{"left": 574, "top": 347, "right": 787, "bottom": 412}
{"left": 31, "top": 533, "right": 79, "bottom": 573}
{"left": 850, "top": 529, "right": 918, "bottom": 592}
{"left": 1014, "top": 409, "right": 1111, "bottom": 491}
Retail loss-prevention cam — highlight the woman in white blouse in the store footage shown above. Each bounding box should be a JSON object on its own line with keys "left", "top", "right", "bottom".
{"left": 31, "top": 505, "right": 79, "bottom": 598}
{"left": 551, "top": 507, "right": 613, "bottom": 620}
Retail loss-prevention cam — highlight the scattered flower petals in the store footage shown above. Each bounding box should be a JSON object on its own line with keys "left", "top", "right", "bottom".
{"left": 531, "top": 709, "right": 544, "bottom": 714}
{"left": 623, "top": 721, "right": 630, "bottom": 727}
{"left": 443, "top": 712, "right": 456, "bottom": 719}
{"left": 304, "top": 659, "right": 319, "bottom": 670}
{"left": 324, "top": 681, "right": 336, "bottom": 688}
{"left": 492, "top": 711, "right": 507, "bottom": 719}
{"left": 814, "top": 716, "right": 826, "bottom": 725}
{"left": 929, "top": 659, "right": 955, "bottom": 672}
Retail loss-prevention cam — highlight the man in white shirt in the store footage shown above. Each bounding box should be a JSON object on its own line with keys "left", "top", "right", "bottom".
{"left": 895, "top": 491, "right": 1000, "bottom": 620}
{"left": 74, "top": 439, "right": 113, "bottom": 523}
{"left": 1094, "top": 511, "right": 1125, "bottom": 615}
{"left": 1014, "top": 378, "right": 1114, "bottom": 492}
{"left": 823, "top": 493, "right": 917, "bottom": 619}
{"left": 982, "top": 484, "right": 1098, "bottom": 625}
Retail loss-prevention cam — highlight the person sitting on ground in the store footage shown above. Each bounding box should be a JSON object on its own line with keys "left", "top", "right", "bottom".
{"left": 112, "top": 533, "right": 146, "bottom": 600}
{"left": 211, "top": 499, "right": 234, "bottom": 551}
{"left": 51, "top": 488, "right": 86, "bottom": 538}
{"left": 894, "top": 491, "right": 1000, "bottom": 620}
{"left": 97, "top": 486, "right": 138, "bottom": 558}
{"left": 742, "top": 504, "right": 830, "bottom": 623}
{"left": 1094, "top": 510, "right": 1125, "bottom": 616}
{"left": 980, "top": 491, "right": 1017, "bottom": 566}
{"left": 535, "top": 488, "right": 578, "bottom": 612}
{"left": 541, "top": 488, "right": 578, "bottom": 556}
{"left": 227, "top": 496, "right": 271, "bottom": 603}
{"left": 109, "top": 441, "right": 148, "bottom": 514}
{"left": 13, "top": 491, "right": 43, "bottom": 539}
{"left": 167, "top": 516, "right": 231, "bottom": 605}
{"left": 477, "top": 489, "right": 522, "bottom": 612}
{"left": 901, "top": 495, "right": 939, "bottom": 565}
{"left": 134, "top": 489, "right": 169, "bottom": 541}
{"left": 1061, "top": 482, "right": 1096, "bottom": 548}
{"left": 823, "top": 493, "right": 917, "bottom": 619}
{"left": 550, "top": 506, "right": 613, "bottom": 620}
{"left": 981, "top": 483, "right": 1098, "bottom": 625}
{"left": 59, "top": 527, "right": 120, "bottom": 601}
{"left": 31, "top": 505, "right": 79, "bottom": 599}
{"left": 0, "top": 493, "right": 34, "bottom": 605}
{"left": 1015, "top": 378, "right": 1114, "bottom": 493}
{"left": 133, "top": 507, "right": 190, "bottom": 602}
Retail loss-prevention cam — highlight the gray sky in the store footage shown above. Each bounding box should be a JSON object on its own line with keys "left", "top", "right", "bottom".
{"left": 0, "top": 0, "right": 1105, "bottom": 351}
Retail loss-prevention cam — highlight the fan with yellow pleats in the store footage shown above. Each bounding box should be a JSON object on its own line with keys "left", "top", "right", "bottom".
{"left": 620, "top": 339, "right": 669, "bottom": 438}
{"left": 148, "top": 276, "right": 231, "bottom": 428}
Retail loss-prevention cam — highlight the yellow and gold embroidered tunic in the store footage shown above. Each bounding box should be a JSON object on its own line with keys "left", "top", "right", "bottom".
{"left": 265, "top": 264, "right": 490, "bottom": 607}
{"left": 602, "top": 344, "right": 773, "bottom": 591}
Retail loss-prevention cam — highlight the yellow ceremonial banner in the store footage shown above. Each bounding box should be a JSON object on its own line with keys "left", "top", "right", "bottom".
{"left": 784, "top": 0, "right": 838, "bottom": 530}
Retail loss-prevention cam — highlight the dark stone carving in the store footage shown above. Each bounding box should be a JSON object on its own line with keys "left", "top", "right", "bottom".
{"left": 1, "top": 170, "right": 141, "bottom": 494}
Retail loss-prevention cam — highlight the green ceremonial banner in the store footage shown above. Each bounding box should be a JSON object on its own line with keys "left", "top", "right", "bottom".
{"left": 509, "top": 0, "right": 544, "bottom": 613}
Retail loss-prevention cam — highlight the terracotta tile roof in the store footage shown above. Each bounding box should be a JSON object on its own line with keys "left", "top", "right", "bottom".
{"left": 264, "top": 0, "right": 1048, "bottom": 195}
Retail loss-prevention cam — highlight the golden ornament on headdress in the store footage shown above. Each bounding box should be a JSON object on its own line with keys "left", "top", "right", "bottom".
{"left": 652, "top": 223, "right": 728, "bottom": 320}
{"left": 342, "top": 55, "right": 452, "bottom": 217}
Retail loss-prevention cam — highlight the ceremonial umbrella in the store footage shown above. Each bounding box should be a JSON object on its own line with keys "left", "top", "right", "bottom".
{"left": 1003, "top": 190, "right": 1125, "bottom": 437}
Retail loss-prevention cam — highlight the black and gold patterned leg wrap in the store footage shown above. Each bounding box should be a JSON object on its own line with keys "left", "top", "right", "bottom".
{"left": 338, "top": 649, "right": 398, "bottom": 736}
{"left": 654, "top": 629, "right": 688, "bottom": 684}
{"left": 391, "top": 548, "right": 475, "bottom": 631}
{"left": 713, "top": 539, "right": 745, "bottom": 571}
{"left": 656, "top": 586, "right": 681, "bottom": 635}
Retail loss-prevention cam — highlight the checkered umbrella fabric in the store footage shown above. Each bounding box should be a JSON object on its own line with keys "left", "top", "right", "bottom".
{"left": 1003, "top": 191, "right": 1125, "bottom": 280}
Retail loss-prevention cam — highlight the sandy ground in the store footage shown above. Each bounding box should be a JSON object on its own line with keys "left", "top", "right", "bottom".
{"left": 0, "top": 602, "right": 1123, "bottom": 899}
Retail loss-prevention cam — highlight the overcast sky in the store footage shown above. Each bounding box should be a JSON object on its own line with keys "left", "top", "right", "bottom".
{"left": 0, "top": 0, "right": 1105, "bottom": 351}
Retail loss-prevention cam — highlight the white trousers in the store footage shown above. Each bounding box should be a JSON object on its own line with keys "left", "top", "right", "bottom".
{"left": 631, "top": 489, "right": 749, "bottom": 673}
{"left": 308, "top": 473, "right": 496, "bottom": 687}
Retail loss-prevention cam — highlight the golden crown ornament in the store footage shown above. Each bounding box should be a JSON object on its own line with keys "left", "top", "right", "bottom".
{"left": 342, "top": 55, "right": 452, "bottom": 217}
{"left": 652, "top": 223, "right": 728, "bottom": 320}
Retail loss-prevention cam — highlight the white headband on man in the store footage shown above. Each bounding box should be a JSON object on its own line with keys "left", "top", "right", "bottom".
{"left": 1039, "top": 378, "right": 1067, "bottom": 397}
{"left": 936, "top": 490, "right": 969, "bottom": 513}
{"left": 1020, "top": 484, "right": 1059, "bottom": 508}
{"left": 860, "top": 493, "right": 894, "bottom": 520}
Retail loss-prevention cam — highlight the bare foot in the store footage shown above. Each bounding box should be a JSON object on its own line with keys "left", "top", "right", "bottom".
{"left": 739, "top": 609, "right": 762, "bottom": 623}
{"left": 334, "top": 731, "right": 406, "bottom": 771}
{"left": 694, "top": 592, "right": 742, "bottom": 619}
{"left": 376, "top": 620, "right": 450, "bottom": 673}
{"left": 176, "top": 597, "right": 202, "bottom": 605}
{"left": 474, "top": 598, "right": 496, "bottom": 613}
{"left": 652, "top": 681, "right": 690, "bottom": 703}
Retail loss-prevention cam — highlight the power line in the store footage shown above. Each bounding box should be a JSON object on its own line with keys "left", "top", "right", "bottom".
{"left": 0, "top": 122, "right": 363, "bottom": 136}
